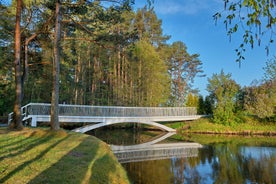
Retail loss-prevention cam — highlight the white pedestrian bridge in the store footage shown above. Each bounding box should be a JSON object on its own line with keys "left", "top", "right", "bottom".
{"left": 8, "top": 103, "right": 202, "bottom": 133}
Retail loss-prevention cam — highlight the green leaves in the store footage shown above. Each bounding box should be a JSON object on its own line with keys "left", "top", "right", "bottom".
{"left": 216, "top": 0, "right": 276, "bottom": 60}
{"left": 207, "top": 70, "right": 240, "bottom": 125}
{"left": 167, "top": 41, "right": 203, "bottom": 107}
{"left": 263, "top": 56, "right": 276, "bottom": 80}
{"left": 244, "top": 80, "right": 275, "bottom": 119}
{"left": 130, "top": 39, "right": 170, "bottom": 106}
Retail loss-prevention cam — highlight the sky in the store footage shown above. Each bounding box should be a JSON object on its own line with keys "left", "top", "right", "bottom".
{"left": 134, "top": 0, "right": 276, "bottom": 96}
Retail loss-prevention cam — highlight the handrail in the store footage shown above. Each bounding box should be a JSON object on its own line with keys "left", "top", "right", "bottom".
{"left": 25, "top": 103, "right": 197, "bottom": 116}
{"left": 8, "top": 103, "right": 198, "bottom": 124}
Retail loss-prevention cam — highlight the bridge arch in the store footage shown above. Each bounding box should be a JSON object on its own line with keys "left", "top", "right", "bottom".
{"left": 73, "top": 120, "right": 176, "bottom": 133}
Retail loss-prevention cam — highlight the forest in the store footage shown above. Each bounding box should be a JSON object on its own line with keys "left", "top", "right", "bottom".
{"left": 0, "top": 1, "right": 203, "bottom": 113}
{"left": 0, "top": 0, "right": 275, "bottom": 126}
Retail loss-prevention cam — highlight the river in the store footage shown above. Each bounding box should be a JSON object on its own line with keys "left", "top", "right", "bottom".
{"left": 87, "top": 128, "right": 276, "bottom": 184}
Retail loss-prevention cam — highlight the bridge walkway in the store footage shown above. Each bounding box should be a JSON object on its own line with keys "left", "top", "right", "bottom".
{"left": 8, "top": 103, "right": 202, "bottom": 132}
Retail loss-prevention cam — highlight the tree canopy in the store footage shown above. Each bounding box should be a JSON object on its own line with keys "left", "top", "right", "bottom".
{"left": 0, "top": 1, "right": 203, "bottom": 122}
{"left": 207, "top": 70, "right": 240, "bottom": 125}
{"left": 2, "top": 0, "right": 275, "bottom": 129}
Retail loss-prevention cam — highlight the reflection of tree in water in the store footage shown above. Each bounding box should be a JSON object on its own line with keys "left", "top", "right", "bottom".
{"left": 199, "top": 143, "right": 276, "bottom": 184}
{"left": 123, "top": 159, "right": 174, "bottom": 184}
{"left": 175, "top": 147, "right": 213, "bottom": 183}
{"left": 170, "top": 142, "right": 276, "bottom": 184}
{"left": 172, "top": 158, "right": 186, "bottom": 183}
{"left": 243, "top": 152, "right": 276, "bottom": 183}
{"left": 211, "top": 143, "right": 244, "bottom": 184}
{"left": 199, "top": 145, "right": 215, "bottom": 165}
{"left": 172, "top": 157, "right": 201, "bottom": 184}
{"left": 89, "top": 130, "right": 276, "bottom": 183}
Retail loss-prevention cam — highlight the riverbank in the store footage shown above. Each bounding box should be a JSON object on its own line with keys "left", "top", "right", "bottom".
{"left": 1, "top": 118, "right": 275, "bottom": 183}
{"left": 168, "top": 117, "right": 276, "bottom": 136}
{"left": 0, "top": 127, "right": 129, "bottom": 184}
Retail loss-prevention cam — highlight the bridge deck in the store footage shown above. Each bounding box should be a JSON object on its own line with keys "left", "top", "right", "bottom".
{"left": 8, "top": 103, "right": 201, "bottom": 132}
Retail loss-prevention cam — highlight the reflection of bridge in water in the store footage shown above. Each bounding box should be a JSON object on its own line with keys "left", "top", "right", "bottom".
{"left": 110, "top": 132, "right": 203, "bottom": 163}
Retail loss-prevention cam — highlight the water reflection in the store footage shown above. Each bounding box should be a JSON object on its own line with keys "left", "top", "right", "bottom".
{"left": 196, "top": 144, "right": 276, "bottom": 184}
{"left": 111, "top": 142, "right": 202, "bottom": 163}
{"left": 87, "top": 129, "right": 276, "bottom": 184}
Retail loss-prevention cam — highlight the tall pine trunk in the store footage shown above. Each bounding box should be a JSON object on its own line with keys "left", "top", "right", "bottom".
{"left": 10, "top": 0, "right": 23, "bottom": 130}
{"left": 50, "top": 0, "right": 61, "bottom": 130}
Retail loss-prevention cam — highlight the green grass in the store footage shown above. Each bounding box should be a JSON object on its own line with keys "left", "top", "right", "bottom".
{"left": 167, "top": 117, "right": 276, "bottom": 136}
{"left": 171, "top": 132, "right": 276, "bottom": 146}
{"left": 0, "top": 128, "right": 129, "bottom": 184}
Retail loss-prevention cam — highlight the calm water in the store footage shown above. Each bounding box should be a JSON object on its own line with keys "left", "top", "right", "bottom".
{"left": 88, "top": 128, "right": 276, "bottom": 184}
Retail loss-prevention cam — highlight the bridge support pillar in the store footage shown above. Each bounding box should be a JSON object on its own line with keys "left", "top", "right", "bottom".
{"left": 31, "top": 116, "right": 37, "bottom": 127}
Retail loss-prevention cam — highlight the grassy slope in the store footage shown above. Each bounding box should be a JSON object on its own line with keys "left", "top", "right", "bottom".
{"left": 166, "top": 117, "right": 276, "bottom": 135}
{"left": 0, "top": 128, "right": 129, "bottom": 184}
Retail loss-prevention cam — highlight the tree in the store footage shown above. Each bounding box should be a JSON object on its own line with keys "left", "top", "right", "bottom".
{"left": 207, "top": 70, "right": 240, "bottom": 125}
{"left": 186, "top": 93, "right": 198, "bottom": 107}
{"left": 9, "top": 0, "right": 23, "bottom": 130}
{"left": 263, "top": 56, "right": 276, "bottom": 81}
{"left": 204, "top": 95, "right": 213, "bottom": 115}
{"left": 197, "top": 95, "right": 205, "bottom": 115}
{"left": 244, "top": 80, "right": 275, "bottom": 119}
{"left": 167, "top": 41, "right": 203, "bottom": 106}
{"left": 2, "top": 0, "right": 56, "bottom": 128}
{"left": 244, "top": 57, "right": 276, "bottom": 119}
{"left": 129, "top": 39, "right": 170, "bottom": 106}
{"left": 3, "top": 0, "right": 207, "bottom": 129}
{"left": 0, "top": 3, "right": 14, "bottom": 116}
{"left": 214, "top": 0, "right": 276, "bottom": 62}
{"left": 50, "top": 0, "right": 61, "bottom": 131}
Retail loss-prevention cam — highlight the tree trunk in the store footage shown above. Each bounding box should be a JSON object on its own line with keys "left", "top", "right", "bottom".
{"left": 74, "top": 54, "right": 81, "bottom": 104}
{"left": 10, "top": 0, "right": 23, "bottom": 130}
{"left": 50, "top": 0, "right": 61, "bottom": 131}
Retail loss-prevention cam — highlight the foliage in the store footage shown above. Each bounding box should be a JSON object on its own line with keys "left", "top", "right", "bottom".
{"left": 0, "top": 14, "right": 14, "bottom": 115}
{"left": 204, "top": 95, "right": 214, "bottom": 115}
{"left": 195, "top": 95, "right": 214, "bottom": 115}
{"left": 129, "top": 39, "right": 170, "bottom": 106}
{"left": 167, "top": 41, "right": 203, "bottom": 106}
{"left": 214, "top": 0, "right": 276, "bottom": 62}
{"left": 263, "top": 56, "right": 276, "bottom": 81}
{"left": 176, "top": 117, "right": 276, "bottom": 135}
{"left": 207, "top": 70, "right": 240, "bottom": 125}
{"left": 0, "top": 1, "right": 204, "bottom": 119}
{"left": 196, "top": 95, "right": 205, "bottom": 114}
{"left": 186, "top": 93, "right": 198, "bottom": 107}
{"left": 244, "top": 80, "right": 276, "bottom": 119}
{"left": 236, "top": 58, "right": 276, "bottom": 121}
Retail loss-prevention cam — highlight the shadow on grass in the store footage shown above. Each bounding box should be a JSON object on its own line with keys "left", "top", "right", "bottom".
{"left": 0, "top": 134, "right": 55, "bottom": 160}
{"left": 28, "top": 136, "right": 127, "bottom": 184}
{"left": 0, "top": 136, "right": 12, "bottom": 144}
{"left": 0, "top": 135, "right": 69, "bottom": 183}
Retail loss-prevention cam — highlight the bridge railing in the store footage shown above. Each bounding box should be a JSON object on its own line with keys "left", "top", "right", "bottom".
{"left": 20, "top": 103, "right": 197, "bottom": 117}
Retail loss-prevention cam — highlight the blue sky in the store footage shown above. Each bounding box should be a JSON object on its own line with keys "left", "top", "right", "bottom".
{"left": 135, "top": 0, "right": 276, "bottom": 96}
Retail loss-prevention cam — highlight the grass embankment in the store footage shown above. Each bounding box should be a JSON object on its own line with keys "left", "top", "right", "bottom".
{"left": 178, "top": 133, "right": 276, "bottom": 146}
{"left": 0, "top": 128, "right": 129, "bottom": 184}
{"left": 167, "top": 117, "right": 276, "bottom": 136}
